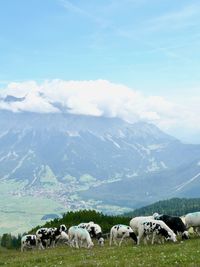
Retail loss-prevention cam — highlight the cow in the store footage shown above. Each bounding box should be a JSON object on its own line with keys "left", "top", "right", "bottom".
{"left": 68, "top": 226, "right": 94, "bottom": 249}
{"left": 130, "top": 214, "right": 159, "bottom": 235}
{"left": 154, "top": 214, "right": 189, "bottom": 240}
{"left": 21, "top": 235, "right": 40, "bottom": 252}
{"left": 137, "top": 219, "right": 177, "bottom": 245}
{"left": 109, "top": 224, "right": 137, "bottom": 246}
{"left": 36, "top": 228, "right": 51, "bottom": 249}
{"left": 36, "top": 224, "right": 67, "bottom": 248}
{"left": 78, "top": 222, "right": 104, "bottom": 246}
{"left": 56, "top": 231, "right": 69, "bottom": 245}
{"left": 185, "top": 212, "right": 200, "bottom": 235}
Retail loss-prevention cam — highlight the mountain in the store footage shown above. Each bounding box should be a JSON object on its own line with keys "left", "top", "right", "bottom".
{"left": 0, "top": 108, "right": 200, "bottom": 234}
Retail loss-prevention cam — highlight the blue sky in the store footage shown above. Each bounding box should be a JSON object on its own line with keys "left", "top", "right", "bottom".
{"left": 0, "top": 0, "right": 200, "bottom": 142}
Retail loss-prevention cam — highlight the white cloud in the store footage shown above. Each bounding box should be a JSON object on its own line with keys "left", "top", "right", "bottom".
{"left": 0, "top": 79, "right": 200, "bottom": 142}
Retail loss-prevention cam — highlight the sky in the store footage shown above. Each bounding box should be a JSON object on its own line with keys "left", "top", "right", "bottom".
{"left": 0, "top": 0, "right": 200, "bottom": 143}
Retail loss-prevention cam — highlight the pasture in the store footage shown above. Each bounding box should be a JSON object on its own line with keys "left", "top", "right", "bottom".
{"left": 1, "top": 237, "right": 200, "bottom": 267}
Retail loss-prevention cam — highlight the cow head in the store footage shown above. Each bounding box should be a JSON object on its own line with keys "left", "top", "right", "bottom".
{"left": 166, "top": 231, "right": 177, "bottom": 242}
{"left": 60, "top": 224, "right": 67, "bottom": 232}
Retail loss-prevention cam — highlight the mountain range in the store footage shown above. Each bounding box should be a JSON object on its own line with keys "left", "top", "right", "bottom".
{"left": 0, "top": 98, "right": 200, "bottom": 234}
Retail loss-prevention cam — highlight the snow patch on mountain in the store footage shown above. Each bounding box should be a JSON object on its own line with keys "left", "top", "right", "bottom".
{"left": 0, "top": 151, "right": 18, "bottom": 162}
{"left": 147, "top": 144, "right": 166, "bottom": 151}
{"left": 66, "top": 131, "right": 80, "bottom": 137}
{"left": 106, "top": 135, "right": 121, "bottom": 148}
{"left": 146, "top": 158, "right": 160, "bottom": 172}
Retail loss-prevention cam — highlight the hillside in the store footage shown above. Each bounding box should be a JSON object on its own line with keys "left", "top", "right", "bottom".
{"left": 124, "top": 197, "right": 200, "bottom": 217}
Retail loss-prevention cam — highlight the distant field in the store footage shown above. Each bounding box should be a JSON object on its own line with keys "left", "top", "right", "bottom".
{"left": 0, "top": 180, "right": 65, "bottom": 235}
{"left": 1, "top": 237, "right": 200, "bottom": 267}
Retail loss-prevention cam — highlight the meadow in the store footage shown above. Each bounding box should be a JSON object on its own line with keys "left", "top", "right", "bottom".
{"left": 1, "top": 237, "right": 200, "bottom": 267}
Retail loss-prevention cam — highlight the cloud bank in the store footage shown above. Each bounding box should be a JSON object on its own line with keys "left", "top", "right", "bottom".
{"left": 0, "top": 79, "right": 199, "bottom": 141}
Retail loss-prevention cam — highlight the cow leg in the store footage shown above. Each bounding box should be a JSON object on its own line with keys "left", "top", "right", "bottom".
{"left": 75, "top": 237, "right": 79, "bottom": 249}
{"left": 113, "top": 236, "right": 118, "bottom": 246}
{"left": 119, "top": 233, "right": 126, "bottom": 246}
{"left": 137, "top": 231, "right": 143, "bottom": 245}
{"left": 109, "top": 233, "right": 113, "bottom": 246}
{"left": 151, "top": 232, "right": 156, "bottom": 245}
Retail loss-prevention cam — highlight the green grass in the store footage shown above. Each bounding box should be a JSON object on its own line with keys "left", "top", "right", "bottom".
{"left": 1, "top": 238, "right": 200, "bottom": 267}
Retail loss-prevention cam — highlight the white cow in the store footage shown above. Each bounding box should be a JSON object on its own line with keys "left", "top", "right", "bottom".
{"left": 185, "top": 212, "right": 200, "bottom": 235}
{"left": 78, "top": 222, "right": 104, "bottom": 246}
{"left": 68, "top": 226, "right": 94, "bottom": 249}
{"left": 21, "top": 235, "right": 40, "bottom": 252}
{"left": 109, "top": 224, "right": 137, "bottom": 246}
{"left": 137, "top": 219, "right": 177, "bottom": 245}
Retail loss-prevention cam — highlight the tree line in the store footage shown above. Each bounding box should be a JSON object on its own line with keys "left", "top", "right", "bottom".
{"left": 124, "top": 198, "right": 200, "bottom": 217}
{"left": 0, "top": 233, "right": 22, "bottom": 249}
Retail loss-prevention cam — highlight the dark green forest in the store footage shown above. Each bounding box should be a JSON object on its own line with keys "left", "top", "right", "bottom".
{"left": 124, "top": 197, "right": 200, "bottom": 217}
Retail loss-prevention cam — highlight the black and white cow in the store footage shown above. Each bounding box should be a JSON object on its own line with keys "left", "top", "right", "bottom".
{"left": 36, "top": 228, "right": 52, "bottom": 249}
{"left": 21, "top": 235, "right": 40, "bottom": 252}
{"left": 137, "top": 219, "right": 177, "bottom": 245}
{"left": 155, "top": 214, "right": 189, "bottom": 240}
{"left": 109, "top": 224, "right": 137, "bottom": 246}
{"left": 36, "top": 224, "right": 67, "bottom": 249}
{"left": 78, "top": 222, "right": 104, "bottom": 246}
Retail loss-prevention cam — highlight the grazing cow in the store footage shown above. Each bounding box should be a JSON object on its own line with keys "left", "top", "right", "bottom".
{"left": 130, "top": 214, "right": 158, "bottom": 235}
{"left": 36, "top": 224, "right": 67, "bottom": 248}
{"left": 68, "top": 226, "right": 94, "bottom": 249}
{"left": 36, "top": 228, "right": 51, "bottom": 249}
{"left": 155, "top": 214, "right": 189, "bottom": 240}
{"left": 56, "top": 231, "right": 69, "bottom": 245}
{"left": 185, "top": 212, "right": 200, "bottom": 235}
{"left": 137, "top": 219, "right": 177, "bottom": 245}
{"left": 21, "top": 235, "right": 40, "bottom": 252}
{"left": 109, "top": 224, "right": 137, "bottom": 246}
{"left": 78, "top": 222, "right": 104, "bottom": 246}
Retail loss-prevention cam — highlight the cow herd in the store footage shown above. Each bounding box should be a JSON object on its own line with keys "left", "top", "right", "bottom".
{"left": 21, "top": 211, "right": 200, "bottom": 252}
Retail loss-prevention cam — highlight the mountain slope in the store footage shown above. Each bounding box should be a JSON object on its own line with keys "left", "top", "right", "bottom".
{"left": 80, "top": 159, "right": 200, "bottom": 208}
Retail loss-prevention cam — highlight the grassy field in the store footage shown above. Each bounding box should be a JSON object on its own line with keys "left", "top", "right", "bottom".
{"left": 1, "top": 237, "right": 200, "bottom": 267}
